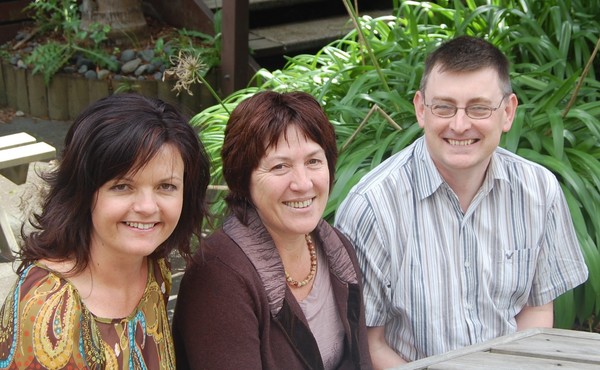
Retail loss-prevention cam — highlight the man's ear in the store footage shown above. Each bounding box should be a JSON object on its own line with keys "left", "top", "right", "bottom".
{"left": 502, "top": 93, "right": 519, "bottom": 132}
{"left": 414, "top": 91, "right": 426, "bottom": 129}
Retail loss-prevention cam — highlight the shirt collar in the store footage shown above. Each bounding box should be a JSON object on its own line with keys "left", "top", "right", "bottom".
{"left": 223, "top": 209, "right": 357, "bottom": 316}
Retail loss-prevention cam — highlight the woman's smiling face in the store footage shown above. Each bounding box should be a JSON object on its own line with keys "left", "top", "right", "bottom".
{"left": 250, "top": 125, "right": 330, "bottom": 241}
{"left": 90, "top": 144, "right": 184, "bottom": 260}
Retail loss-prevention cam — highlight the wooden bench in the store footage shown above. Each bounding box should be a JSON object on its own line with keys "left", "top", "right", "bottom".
{"left": 0, "top": 132, "right": 56, "bottom": 261}
{"left": 0, "top": 132, "right": 56, "bottom": 185}
{"left": 0, "top": 207, "right": 18, "bottom": 262}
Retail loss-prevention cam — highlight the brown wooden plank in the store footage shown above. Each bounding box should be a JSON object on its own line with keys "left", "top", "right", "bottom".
{"left": 144, "top": 0, "right": 214, "bottom": 35}
{"left": 179, "top": 81, "right": 205, "bottom": 116}
{"left": 221, "top": 0, "right": 249, "bottom": 95}
{"left": 428, "top": 351, "right": 600, "bottom": 370}
{"left": 0, "top": 60, "right": 7, "bottom": 106}
{"left": 2, "top": 62, "right": 17, "bottom": 110}
{"left": 0, "top": 1, "right": 31, "bottom": 22}
{"left": 87, "top": 79, "right": 111, "bottom": 106}
{"left": 199, "top": 71, "right": 218, "bottom": 111}
{"left": 47, "top": 74, "right": 69, "bottom": 121}
{"left": 0, "top": 22, "right": 30, "bottom": 45}
{"left": 134, "top": 79, "right": 158, "bottom": 100}
{"left": 27, "top": 71, "right": 49, "bottom": 119}
{"left": 67, "top": 75, "right": 90, "bottom": 120}
{"left": 249, "top": 9, "right": 391, "bottom": 58}
{"left": 156, "top": 80, "right": 180, "bottom": 109}
{"left": 14, "top": 67, "right": 29, "bottom": 113}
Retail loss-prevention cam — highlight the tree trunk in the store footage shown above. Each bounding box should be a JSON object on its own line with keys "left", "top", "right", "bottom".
{"left": 81, "top": 0, "right": 148, "bottom": 46}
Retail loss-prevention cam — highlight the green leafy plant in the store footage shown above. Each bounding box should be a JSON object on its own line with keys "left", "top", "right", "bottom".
{"left": 23, "top": 0, "right": 118, "bottom": 84}
{"left": 190, "top": 0, "right": 600, "bottom": 331}
{"left": 25, "top": 0, "right": 79, "bottom": 34}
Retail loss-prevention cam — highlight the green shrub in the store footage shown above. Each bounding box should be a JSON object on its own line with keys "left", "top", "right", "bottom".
{"left": 191, "top": 0, "right": 600, "bottom": 330}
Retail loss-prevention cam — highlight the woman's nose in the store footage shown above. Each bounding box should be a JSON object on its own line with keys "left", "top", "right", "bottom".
{"left": 290, "top": 168, "right": 312, "bottom": 192}
{"left": 132, "top": 191, "right": 159, "bottom": 214}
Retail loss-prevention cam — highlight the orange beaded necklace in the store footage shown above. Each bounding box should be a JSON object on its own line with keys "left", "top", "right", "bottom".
{"left": 285, "top": 234, "right": 317, "bottom": 288}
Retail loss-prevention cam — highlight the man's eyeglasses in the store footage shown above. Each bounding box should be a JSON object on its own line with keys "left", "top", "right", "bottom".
{"left": 423, "top": 94, "right": 507, "bottom": 119}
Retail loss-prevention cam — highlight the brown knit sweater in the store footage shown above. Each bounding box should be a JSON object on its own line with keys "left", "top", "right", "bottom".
{"left": 172, "top": 211, "right": 372, "bottom": 369}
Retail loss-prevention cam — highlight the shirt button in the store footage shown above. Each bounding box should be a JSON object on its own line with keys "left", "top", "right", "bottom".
{"left": 464, "top": 261, "right": 471, "bottom": 268}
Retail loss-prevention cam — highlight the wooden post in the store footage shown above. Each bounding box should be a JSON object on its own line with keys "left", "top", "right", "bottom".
{"left": 67, "top": 75, "right": 90, "bottom": 120}
{"left": 0, "top": 61, "right": 8, "bottom": 107}
{"left": 27, "top": 71, "right": 49, "bottom": 119}
{"left": 221, "top": 0, "right": 249, "bottom": 96}
{"left": 15, "top": 68, "right": 29, "bottom": 114}
{"left": 47, "top": 74, "right": 69, "bottom": 121}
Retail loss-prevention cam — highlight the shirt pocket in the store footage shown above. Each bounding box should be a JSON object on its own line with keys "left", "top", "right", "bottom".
{"left": 489, "top": 247, "right": 539, "bottom": 310}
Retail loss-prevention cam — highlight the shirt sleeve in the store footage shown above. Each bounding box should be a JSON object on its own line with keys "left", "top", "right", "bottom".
{"left": 0, "top": 266, "right": 85, "bottom": 369}
{"left": 529, "top": 181, "right": 589, "bottom": 306}
{"left": 171, "top": 255, "right": 263, "bottom": 370}
{"left": 335, "top": 192, "right": 392, "bottom": 327}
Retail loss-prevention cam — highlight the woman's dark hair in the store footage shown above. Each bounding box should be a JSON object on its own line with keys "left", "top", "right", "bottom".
{"left": 17, "top": 93, "right": 210, "bottom": 273}
{"left": 221, "top": 90, "right": 337, "bottom": 225}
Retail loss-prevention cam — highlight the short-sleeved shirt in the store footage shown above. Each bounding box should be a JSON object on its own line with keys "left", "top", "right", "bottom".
{"left": 334, "top": 136, "right": 588, "bottom": 362}
{"left": 0, "top": 258, "right": 175, "bottom": 369}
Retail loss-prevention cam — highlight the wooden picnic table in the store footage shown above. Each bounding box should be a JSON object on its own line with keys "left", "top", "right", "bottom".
{"left": 393, "top": 327, "right": 600, "bottom": 369}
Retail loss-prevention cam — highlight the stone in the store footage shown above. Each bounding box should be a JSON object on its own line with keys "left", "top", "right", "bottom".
{"left": 121, "top": 58, "right": 142, "bottom": 74}
{"left": 15, "top": 31, "right": 28, "bottom": 41}
{"left": 84, "top": 70, "right": 97, "bottom": 79}
{"left": 76, "top": 56, "right": 95, "bottom": 70}
{"left": 120, "top": 49, "right": 137, "bottom": 63}
{"left": 146, "top": 63, "right": 157, "bottom": 74}
{"left": 138, "top": 49, "right": 155, "bottom": 62}
{"left": 134, "top": 64, "right": 149, "bottom": 76}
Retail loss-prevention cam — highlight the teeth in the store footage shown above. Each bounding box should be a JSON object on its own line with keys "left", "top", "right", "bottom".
{"left": 448, "top": 139, "right": 475, "bottom": 146}
{"left": 285, "top": 199, "right": 313, "bottom": 208}
{"left": 125, "top": 222, "right": 155, "bottom": 230}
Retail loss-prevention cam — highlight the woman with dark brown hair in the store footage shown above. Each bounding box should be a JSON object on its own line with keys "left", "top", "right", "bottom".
{"left": 173, "top": 90, "right": 372, "bottom": 369}
{"left": 0, "top": 93, "right": 210, "bottom": 369}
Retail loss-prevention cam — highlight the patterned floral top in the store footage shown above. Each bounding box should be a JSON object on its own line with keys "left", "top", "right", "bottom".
{"left": 0, "top": 258, "right": 175, "bottom": 369}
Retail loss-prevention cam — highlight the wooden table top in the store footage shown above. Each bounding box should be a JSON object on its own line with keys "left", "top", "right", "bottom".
{"left": 394, "top": 328, "right": 600, "bottom": 369}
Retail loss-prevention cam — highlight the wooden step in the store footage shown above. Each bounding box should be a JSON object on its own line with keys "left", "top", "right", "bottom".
{"left": 249, "top": 9, "right": 392, "bottom": 58}
{"left": 203, "top": 0, "right": 322, "bottom": 11}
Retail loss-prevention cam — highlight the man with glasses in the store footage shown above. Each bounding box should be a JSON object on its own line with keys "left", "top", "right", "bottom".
{"left": 335, "top": 36, "right": 588, "bottom": 369}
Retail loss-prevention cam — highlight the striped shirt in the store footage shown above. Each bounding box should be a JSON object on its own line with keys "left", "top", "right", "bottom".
{"left": 334, "top": 136, "right": 588, "bottom": 362}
